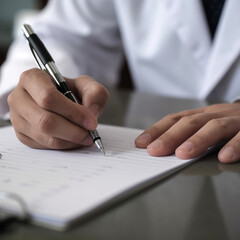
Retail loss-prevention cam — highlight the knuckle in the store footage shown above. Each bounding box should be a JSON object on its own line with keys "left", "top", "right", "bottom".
{"left": 38, "top": 112, "right": 55, "bottom": 133}
{"left": 19, "top": 69, "right": 38, "bottom": 84}
{"left": 19, "top": 70, "right": 31, "bottom": 83}
{"left": 38, "top": 89, "right": 57, "bottom": 109}
{"left": 84, "top": 78, "right": 109, "bottom": 96}
{"left": 207, "top": 118, "right": 228, "bottom": 130}
{"left": 81, "top": 75, "right": 93, "bottom": 81}
{"left": 180, "top": 115, "right": 199, "bottom": 125}
{"left": 47, "top": 137, "right": 64, "bottom": 149}
{"left": 20, "top": 68, "right": 49, "bottom": 87}
{"left": 165, "top": 113, "right": 181, "bottom": 122}
{"left": 91, "top": 83, "right": 108, "bottom": 95}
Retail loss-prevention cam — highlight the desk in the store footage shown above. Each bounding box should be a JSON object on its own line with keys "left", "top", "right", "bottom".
{"left": 1, "top": 89, "right": 240, "bottom": 240}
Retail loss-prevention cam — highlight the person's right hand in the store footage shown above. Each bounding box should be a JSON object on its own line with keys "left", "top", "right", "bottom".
{"left": 7, "top": 68, "right": 109, "bottom": 149}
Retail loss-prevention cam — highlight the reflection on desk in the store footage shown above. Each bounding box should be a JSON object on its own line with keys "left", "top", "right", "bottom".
{"left": 1, "top": 89, "right": 240, "bottom": 240}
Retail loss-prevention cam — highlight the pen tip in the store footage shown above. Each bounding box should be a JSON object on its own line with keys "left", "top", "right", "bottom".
{"left": 101, "top": 148, "right": 106, "bottom": 155}
{"left": 94, "top": 139, "right": 105, "bottom": 155}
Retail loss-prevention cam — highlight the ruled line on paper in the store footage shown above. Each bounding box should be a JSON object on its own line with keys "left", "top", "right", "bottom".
{"left": 0, "top": 124, "right": 195, "bottom": 228}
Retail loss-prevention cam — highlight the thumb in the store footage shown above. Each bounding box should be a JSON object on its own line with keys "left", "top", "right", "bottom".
{"left": 66, "top": 75, "right": 110, "bottom": 118}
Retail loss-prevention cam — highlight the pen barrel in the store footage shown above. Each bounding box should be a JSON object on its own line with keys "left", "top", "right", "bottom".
{"left": 89, "top": 129, "right": 101, "bottom": 142}
{"left": 64, "top": 91, "right": 78, "bottom": 103}
{"left": 45, "top": 62, "right": 78, "bottom": 103}
{"left": 22, "top": 24, "right": 104, "bottom": 153}
{"left": 27, "top": 34, "right": 53, "bottom": 65}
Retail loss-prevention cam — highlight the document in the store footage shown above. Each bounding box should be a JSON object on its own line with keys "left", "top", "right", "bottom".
{"left": 0, "top": 124, "right": 203, "bottom": 231}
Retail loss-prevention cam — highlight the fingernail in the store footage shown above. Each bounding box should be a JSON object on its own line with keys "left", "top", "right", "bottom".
{"left": 136, "top": 134, "right": 151, "bottom": 145}
{"left": 148, "top": 139, "right": 162, "bottom": 150}
{"left": 220, "top": 147, "right": 234, "bottom": 160}
{"left": 177, "top": 142, "right": 193, "bottom": 152}
{"left": 88, "top": 104, "right": 100, "bottom": 118}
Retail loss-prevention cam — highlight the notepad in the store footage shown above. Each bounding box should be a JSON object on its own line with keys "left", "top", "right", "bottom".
{"left": 0, "top": 124, "right": 205, "bottom": 231}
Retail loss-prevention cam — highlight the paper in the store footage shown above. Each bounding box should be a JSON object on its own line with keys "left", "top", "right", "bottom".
{"left": 0, "top": 124, "right": 199, "bottom": 230}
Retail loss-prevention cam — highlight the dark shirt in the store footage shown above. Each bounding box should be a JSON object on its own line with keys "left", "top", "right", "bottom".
{"left": 202, "top": 0, "right": 226, "bottom": 39}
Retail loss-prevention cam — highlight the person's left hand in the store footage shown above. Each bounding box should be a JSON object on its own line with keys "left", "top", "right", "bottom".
{"left": 135, "top": 103, "right": 240, "bottom": 163}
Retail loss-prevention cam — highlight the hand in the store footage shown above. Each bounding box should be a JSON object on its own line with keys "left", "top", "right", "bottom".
{"left": 135, "top": 103, "right": 240, "bottom": 163}
{"left": 8, "top": 68, "right": 109, "bottom": 149}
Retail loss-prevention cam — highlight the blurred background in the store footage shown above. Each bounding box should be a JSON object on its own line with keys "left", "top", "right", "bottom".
{"left": 0, "top": 0, "right": 47, "bottom": 66}
{"left": 0, "top": 0, "right": 132, "bottom": 89}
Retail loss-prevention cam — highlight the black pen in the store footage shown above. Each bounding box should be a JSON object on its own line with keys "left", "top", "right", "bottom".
{"left": 21, "top": 24, "right": 105, "bottom": 155}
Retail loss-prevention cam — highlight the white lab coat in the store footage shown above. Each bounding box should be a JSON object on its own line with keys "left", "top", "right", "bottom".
{"left": 0, "top": 0, "right": 240, "bottom": 119}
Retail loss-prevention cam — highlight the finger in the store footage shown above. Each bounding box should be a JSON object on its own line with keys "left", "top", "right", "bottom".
{"left": 146, "top": 112, "right": 222, "bottom": 156}
{"left": 10, "top": 109, "right": 45, "bottom": 149}
{"left": 68, "top": 75, "right": 110, "bottom": 118}
{"left": 175, "top": 117, "right": 240, "bottom": 159}
{"left": 15, "top": 130, "right": 90, "bottom": 150}
{"left": 135, "top": 108, "right": 204, "bottom": 148}
{"left": 19, "top": 69, "right": 97, "bottom": 130}
{"left": 11, "top": 110, "right": 92, "bottom": 149}
{"left": 218, "top": 131, "right": 240, "bottom": 163}
{"left": 15, "top": 131, "right": 46, "bottom": 149}
{"left": 9, "top": 87, "right": 93, "bottom": 147}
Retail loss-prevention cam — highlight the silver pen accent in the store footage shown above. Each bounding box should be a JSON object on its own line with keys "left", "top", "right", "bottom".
{"left": 89, "top": 129, "right": 105, "bottom": 155}
{"left": 22, "top": 24, "right": 105, "bottom": 154}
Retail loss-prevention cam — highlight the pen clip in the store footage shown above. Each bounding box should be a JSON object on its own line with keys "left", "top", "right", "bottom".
{"left": 29, "top": 44, "right": 46, "bottom": 71}
{"left": 28, "top": 44, "right": 61, "bottom": 90}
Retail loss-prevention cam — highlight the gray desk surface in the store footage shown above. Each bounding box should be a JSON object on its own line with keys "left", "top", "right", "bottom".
{"left": 1, "top": 89, "right": 240, "bottom": 240}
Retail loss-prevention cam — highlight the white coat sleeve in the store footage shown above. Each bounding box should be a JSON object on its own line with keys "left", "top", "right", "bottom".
{"left": 0, "top": 0, "right": 123, "bottom": 119}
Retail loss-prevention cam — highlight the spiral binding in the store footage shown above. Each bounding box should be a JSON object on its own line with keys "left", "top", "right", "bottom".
{"left": 0, "top": 191, "right": 30, "bottom": 227}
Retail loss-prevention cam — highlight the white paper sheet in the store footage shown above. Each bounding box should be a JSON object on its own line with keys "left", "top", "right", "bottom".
{"left": 0, "top": 124, "right": 199, "bottom": 230}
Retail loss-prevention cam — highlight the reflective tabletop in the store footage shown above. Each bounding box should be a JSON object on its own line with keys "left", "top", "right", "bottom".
{"left": 1, "top": 89, "right": 240, "bottom": 240}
